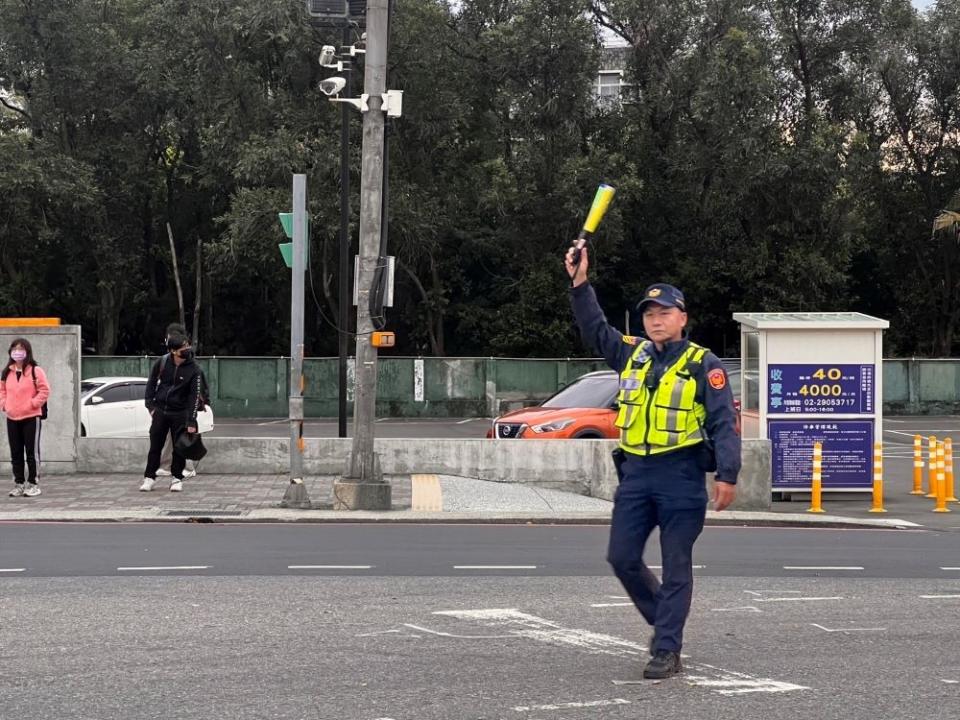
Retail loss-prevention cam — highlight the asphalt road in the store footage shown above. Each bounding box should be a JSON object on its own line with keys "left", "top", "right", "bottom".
{"left": 0, "top": 524, "right": 958, "bottom": 579}
{"left": 2, "top": 525, "right": 959, "bottom": 719}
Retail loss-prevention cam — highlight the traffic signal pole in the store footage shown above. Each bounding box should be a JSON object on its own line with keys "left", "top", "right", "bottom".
{"left": 282, "top": 173, "right": 311, "bottom": 508}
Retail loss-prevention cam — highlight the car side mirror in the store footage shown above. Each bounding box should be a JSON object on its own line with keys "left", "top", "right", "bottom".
{"left": 609, "top": 401, "right": 619, "bottom": 410}
{"left": 91, "top": 396, "right": 104, "bottom": 405}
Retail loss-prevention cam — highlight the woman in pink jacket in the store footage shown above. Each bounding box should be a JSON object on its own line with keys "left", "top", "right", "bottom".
{"left": 0, "top": 338, "right": 50, "bottom": 497}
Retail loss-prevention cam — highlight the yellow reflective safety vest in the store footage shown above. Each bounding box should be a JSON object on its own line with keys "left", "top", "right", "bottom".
{"left": 614, "top": 341, "right": 708, "bottom": 456}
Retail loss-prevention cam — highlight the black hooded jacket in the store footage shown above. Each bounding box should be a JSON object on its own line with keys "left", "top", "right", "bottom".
{"left": 144, "top": 354, "right": 203, "bottom": 422}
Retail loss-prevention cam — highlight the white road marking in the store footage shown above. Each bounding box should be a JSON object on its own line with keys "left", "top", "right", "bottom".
{"left": 434, "top": 609, "right": 807, "bottom": 696}
{"left": 649, "top": 565, "right": 705, "bottom": 570}
{"left": 757, "top": 597, "right": 845, "bottom": 603}
{"left": 685, "top": 672, "right": 809, "bottom": 695}
{"left": 454, "top": 565, "right": 537, "bottom": 570}
{"left": 255, "top": 419, "right": 287, "bottom": 426}
{"left": 513, "top": 699, "right": 630, "bottom": 712}
{"left": 403, "top": 624, "right": 514, "bottom": 640}
{"left": 456, "top": 418, "right": 476, "bottom": 424}
{"left": 887, "top": 428, "right": 960, "bottom": 435}
{"left": 783, "top": 566, "right": 864, "bottom": 571}
{"left": 942, "top": 680, "right": 960, "bottom": 685}
{"left": 117, "top": 566, "right": 209, "bottom": 571}
{"left": 356, "top": 630, "right": 402, "bottom": 637}
{"left": 712, "top": 606, "right": 761, "bottom": 613}
{"left": 941, "top": 567, "right": 960, "bottom": 571}
{"left": 746, "top": 590, "right": 800, "bottom": 595}
{"left": 0, "top": 568, "right": 26, "bottom": 573}
{"left": 811, "top": 623, "right": 885, "bottom": 633}
{"left": 920, "top": 595, "right": 960, "bottom": 599}
{"left": 591, "top": 603, "right": 633, "bottom": 608}
{"left": 607, "top": 595, "right": 629, "bottom": 599}
{"left": 288, "top": 565, "right": 372, "bottom": 570}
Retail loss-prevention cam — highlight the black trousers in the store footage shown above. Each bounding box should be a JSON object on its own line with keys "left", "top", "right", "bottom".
{"left": 144, "top": 412, "right": 188, "bottom": 480}
{"left": 7, "top": 417, "right": 41, "bottom": 485}
{"left": 607, "top": 450, "right": 708, "bottom": 654}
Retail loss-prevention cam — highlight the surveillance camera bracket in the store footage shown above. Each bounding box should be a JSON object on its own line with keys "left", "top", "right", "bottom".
{"left": 328, "top": 93, "right": 370, "bottom": 112}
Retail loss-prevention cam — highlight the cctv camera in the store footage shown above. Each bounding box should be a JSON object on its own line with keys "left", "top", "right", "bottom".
{"left": 319, "top": 77, "right": 347, "bottom": 96}
{"left": 318, "top": 45, "right": 337, "bottom": 67}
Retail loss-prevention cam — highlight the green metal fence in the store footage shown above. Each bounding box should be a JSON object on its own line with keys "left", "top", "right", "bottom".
{"left": 81, "top": 356, "right": 960, "bottom": 417}
{"left": 81, "top": 356, "right": 610, "bottom": 418}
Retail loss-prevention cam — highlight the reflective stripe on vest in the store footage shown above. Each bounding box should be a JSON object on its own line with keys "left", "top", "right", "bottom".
{"left": 615, "top": 342, "right": 708, "bottom": 456}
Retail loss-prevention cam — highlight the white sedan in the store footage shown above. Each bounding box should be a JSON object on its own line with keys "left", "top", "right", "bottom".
{"left": 80, "top": 376, "right": 214, "bottom": 438}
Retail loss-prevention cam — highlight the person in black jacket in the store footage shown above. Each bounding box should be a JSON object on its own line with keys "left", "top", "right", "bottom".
{"left": 140, "top": 331, "right": 203, "bottom": 492}
{"left": 155, "top": 323, "right": 201, "bottom": 479}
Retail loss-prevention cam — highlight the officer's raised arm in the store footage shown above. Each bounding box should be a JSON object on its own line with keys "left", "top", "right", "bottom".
{"left": 564, "top": 246, "right": 635, "bottom": 373}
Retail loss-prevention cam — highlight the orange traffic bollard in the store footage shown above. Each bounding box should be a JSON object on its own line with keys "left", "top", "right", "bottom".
{"left": 911, "top": 435, "right": 925, "bottom": 495}
{"left": 927, "top": 436, "right": 938, "bottom": 498}
{"left": 870, "top": 442, "right": 886, "bottom": 513}
{"left": 934, "top": 441, "right": 951, "bottom": 513}
{"left": 946, "top": 438, "right": 957, "bottom": 503}
{"left": 808, "top": 442, "right": 825, "bottom": 514}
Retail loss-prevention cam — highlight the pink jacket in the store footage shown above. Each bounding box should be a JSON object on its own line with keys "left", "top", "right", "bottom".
{"left": 0, "top": 364, "right": 50, "bottom": 421}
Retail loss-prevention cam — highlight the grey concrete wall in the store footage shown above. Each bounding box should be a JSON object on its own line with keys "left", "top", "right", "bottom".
{"left": 0, "top": 326, "right": 81, "bottom": 475}
{"left": 76, "top": 437, "right": 772, "bottom": 510}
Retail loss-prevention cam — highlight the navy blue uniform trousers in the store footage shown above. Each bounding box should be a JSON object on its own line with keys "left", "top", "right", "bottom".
{"left": 607, "top": 447, "right": 707, "bottom": 654}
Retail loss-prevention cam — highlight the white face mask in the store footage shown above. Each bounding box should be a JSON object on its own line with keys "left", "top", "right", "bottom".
{"left": 10, "top": 350, "right": 26, "bottom": 363}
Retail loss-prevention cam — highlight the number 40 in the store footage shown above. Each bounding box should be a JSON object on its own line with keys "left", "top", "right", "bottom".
{"left": 812, "top": 368, "right": 842, "bottom": 380}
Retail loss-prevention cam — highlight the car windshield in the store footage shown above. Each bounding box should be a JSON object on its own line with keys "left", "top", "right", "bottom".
{"left": 541, "top": 375, "right": 618, "bottom": 409}
{"left": 727, "top": 370, "right": 741, "bottom": 397}
{"left": 80, "top": 381, "right": 105, "bottom": 395}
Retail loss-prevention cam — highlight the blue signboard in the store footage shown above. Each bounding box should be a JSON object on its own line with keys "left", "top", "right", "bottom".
{"left": 769, "top": 420, "right": 873, "bottom": 489}
{"left": 767, "top": 364, "right": 875, "bottom": 415}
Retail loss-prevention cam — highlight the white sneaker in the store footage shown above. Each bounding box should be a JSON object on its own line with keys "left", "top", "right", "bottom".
{"left": 9, "top": 485, "right": 24, "bottom": 497}
{"left": 23, "top": 485, "right": 41, "bottom": 497}
{"left": 139, "top": 477, "right": 156, "bottom": 492}
{"left": 182, "top": 469, "right": 197, "bottom": 479}
{"left": 169, "top": 480, "right": 183, "bottom": 493}
{"left": 156, "top": 468, "right": 172, "bottom": 477}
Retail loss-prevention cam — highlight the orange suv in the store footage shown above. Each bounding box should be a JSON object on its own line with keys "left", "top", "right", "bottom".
{"left": 487, "top": 369, "right": 741, "bottom": 439}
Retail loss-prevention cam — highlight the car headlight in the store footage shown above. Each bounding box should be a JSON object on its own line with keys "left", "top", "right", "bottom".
{"left": 530, "top": 418, "right": 575, "bottom": 434}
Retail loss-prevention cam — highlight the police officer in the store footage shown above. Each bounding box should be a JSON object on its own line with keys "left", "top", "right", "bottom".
{"left": 564, "top": 246, "right": 740, "bottom": 680}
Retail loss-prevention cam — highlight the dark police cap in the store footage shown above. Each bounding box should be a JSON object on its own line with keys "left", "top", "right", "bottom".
{"left": 637, "top": 283, "right": 686, "bottom": 311}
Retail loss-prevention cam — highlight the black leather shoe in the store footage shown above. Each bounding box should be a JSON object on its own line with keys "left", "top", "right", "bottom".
{"left": 648, "top": 632, "right": 658, "bottom": 657}
{"left": 644, "top": 650, "right": 682, "bottom": 679}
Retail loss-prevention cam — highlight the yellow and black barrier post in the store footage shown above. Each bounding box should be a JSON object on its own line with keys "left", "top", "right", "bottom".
{"left": 911, "top": 435, "right": 925, "bottom": 495}
{"left": 946, "top": 438, "right": 957, "bottom": 504}
{"left": 870, "top": 442, "right": 886, "bottom": 513}
{"left": 809, "top": 442, "right": 825, "bottom": 514}
{"left": 934, "top": 441, "right": 951, "bottom": 513}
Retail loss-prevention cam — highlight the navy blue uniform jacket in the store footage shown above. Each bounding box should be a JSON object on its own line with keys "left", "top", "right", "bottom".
{"left": 570, "top": 282, "right": 741, "bottom": 484}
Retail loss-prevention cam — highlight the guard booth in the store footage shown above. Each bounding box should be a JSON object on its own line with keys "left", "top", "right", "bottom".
{"left": 732, "top": 313, "right": 889, "bottom": 497}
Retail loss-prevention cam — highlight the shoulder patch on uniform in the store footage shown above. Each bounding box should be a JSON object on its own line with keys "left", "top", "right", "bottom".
{"left": 622, "top": 335, "right": 640, "bottom": 345}
{"left": 707, "top": 368, "right": 727, "bottom": 390}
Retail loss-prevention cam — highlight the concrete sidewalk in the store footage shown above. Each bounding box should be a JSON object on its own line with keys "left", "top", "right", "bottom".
{"left": 0, "top": 473, "right": 926, "bottom": 529}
